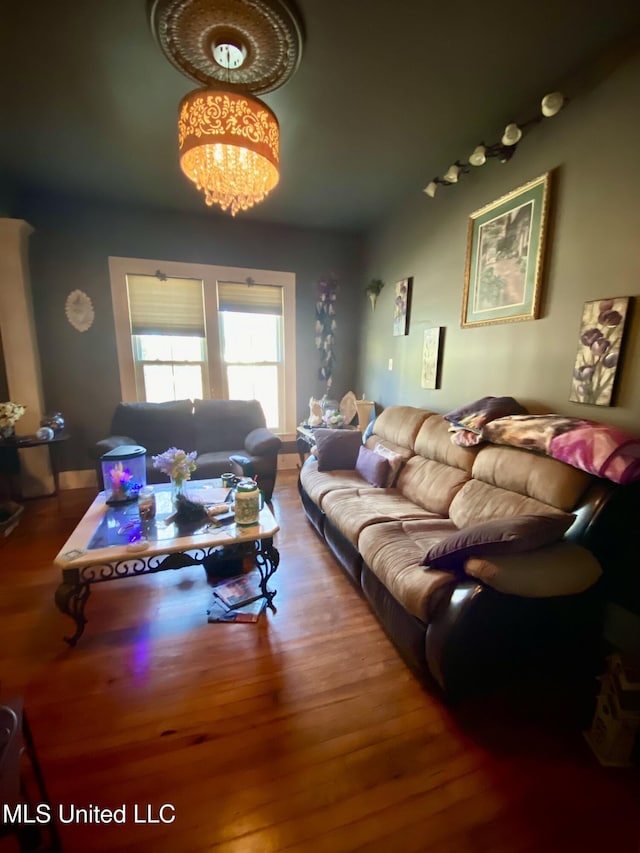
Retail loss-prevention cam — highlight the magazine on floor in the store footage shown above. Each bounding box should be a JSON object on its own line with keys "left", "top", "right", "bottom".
{"left": 212, "top": 571, "right": 263, "bottom": 610}
{"left": 207, "top": 596, "right": 267, "bottom": 623}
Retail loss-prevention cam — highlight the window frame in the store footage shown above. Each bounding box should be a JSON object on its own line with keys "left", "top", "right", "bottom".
{"left": 108, "top": 256, "right": 297, "bottom": 433}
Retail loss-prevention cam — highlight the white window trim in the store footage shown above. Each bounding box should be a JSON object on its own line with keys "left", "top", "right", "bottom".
{"left": 108, "top": 256, "right": 297, "bottom": 434}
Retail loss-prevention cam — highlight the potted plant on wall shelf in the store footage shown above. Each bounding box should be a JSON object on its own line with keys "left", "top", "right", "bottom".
{"left": 365, "top": 279, "right": 384, "bottom": 311}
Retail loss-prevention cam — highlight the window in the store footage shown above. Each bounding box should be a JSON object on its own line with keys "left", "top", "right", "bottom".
{"left": 127, "top": 274, "right": 207, "bottom": 403}
{"left": 217, "top": 281, "right": 284, "bottom": 430}
{"left": 133, "top": 335, "right": 206, "bottom": 403}
{"left": 109, "top": 258, "right": 296, "bottom": 433}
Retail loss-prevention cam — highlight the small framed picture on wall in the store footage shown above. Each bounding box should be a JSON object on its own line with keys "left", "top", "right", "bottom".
{"left": 569, "top": 296, "right": 632, "bottom": 406}
{"left": 421, "top": 327, "right": 442, "bottom": 389}
{"left": 393, "top": 277, "right": 412, "bottom": 336}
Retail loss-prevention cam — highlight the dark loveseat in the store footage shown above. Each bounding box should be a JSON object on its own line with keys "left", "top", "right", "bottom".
{"left": 91, "top": 399, "right": 282, "bottom": 500}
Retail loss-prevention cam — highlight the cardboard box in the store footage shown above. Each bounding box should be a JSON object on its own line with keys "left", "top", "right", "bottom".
{"left": 584, "top": 687, "right": 640, "bottom": 767}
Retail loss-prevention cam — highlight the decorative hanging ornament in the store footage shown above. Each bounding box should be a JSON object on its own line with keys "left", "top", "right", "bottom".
{"left": 65, "top": 290, "right": 95, "bottom": 332}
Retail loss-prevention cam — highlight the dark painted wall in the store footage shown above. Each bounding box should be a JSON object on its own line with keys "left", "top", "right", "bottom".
{"left": 358, "top": 51, "right": 640, "bottom": 433}
{"left": 9, "top": 193, "right": 365, "bottom": 471}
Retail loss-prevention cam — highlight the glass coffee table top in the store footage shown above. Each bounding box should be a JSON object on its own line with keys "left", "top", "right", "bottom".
{"left": 55, "top": 480, "right": 279, "bottom": 570}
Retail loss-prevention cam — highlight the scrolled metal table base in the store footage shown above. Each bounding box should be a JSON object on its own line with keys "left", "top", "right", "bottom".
{"left": 55, "top": 540, "right": 279, "bottom": 645}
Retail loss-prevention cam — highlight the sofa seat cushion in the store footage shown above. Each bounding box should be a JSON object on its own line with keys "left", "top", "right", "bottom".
{"left": 299, "top": 458, "right": 369, "bottom": 506}
{"left": 322, "top": 487, "right": 441, "bottom": 545}
{"left": 397, "top": 456, "right": 471, "bottom": 516}
{"left": 189, "top": 450, "right": 244, "bottom": 480}
{"left": 464, "top": 542, "right": 602, "bottom": 597}
{"left": 143, "top": 450, "right": 236, "bottom": 484}
{"left": 449, "top": 479, "right": 575, "bottom": 529}
{"left": 358, "top": 519, "right": 459, "bottom": 622}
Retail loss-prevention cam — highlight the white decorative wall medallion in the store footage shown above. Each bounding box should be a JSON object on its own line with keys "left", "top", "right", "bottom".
{"left": 65, "top": 290, "right": 94, "bottom": 332}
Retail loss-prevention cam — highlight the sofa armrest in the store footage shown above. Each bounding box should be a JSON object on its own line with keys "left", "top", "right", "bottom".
{"left": 90, "top": 435, "right": 137, "bottom": 461}
{"left": 244, "top": 427, "right": 282, "bottom": 456}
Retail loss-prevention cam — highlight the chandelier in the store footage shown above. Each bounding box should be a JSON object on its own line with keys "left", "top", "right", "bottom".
{"left": 178, "top": 88, "right": 280, "bottom": 216}
{"left": 150, "top": 0, "right": 304, "bottom": 216}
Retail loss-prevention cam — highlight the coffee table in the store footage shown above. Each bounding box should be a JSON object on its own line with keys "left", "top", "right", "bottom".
{"left": 53, "top": 480, "right": 280, "bottom": 645}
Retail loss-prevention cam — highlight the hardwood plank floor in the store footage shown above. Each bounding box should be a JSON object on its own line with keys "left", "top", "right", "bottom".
{"left": 1, "top": 471, "right": 638, "bottom": 852}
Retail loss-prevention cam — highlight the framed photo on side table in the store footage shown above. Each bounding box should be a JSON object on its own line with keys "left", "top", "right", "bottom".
{"left": 461, "top": 173, "right": 551, "bottom": 328}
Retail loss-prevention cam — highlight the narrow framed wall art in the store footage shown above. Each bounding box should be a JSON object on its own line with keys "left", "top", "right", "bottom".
{"left": 569, "top": 296, "right": 631, "bottom": 406}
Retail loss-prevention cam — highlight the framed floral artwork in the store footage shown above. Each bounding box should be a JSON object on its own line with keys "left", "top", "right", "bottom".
{"left": 462, "top": 173, "right": 551, "bottom": 327}
{"left": 393, "top": 277, "right": 412, "bottom": 336}
{"left": 569, "top": 296, "right": 632, "bottom": 406}
{"left": 421, "top": 327, "right": 442, "bottom": 389}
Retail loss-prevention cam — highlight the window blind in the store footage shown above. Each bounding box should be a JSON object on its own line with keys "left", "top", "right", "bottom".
{"left": 217, "top": 281, "right": 283, "bottom": 316}
{"left": 127, "top": 274, "right": 205, "bottom": 336}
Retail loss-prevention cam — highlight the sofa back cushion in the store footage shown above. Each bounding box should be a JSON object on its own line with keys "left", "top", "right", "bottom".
{"left": 110, "top": 400, "right": 195, "bottom": 455}
{"left": 448, "top": 442, "right": 589, "bottom": 529}
{"left": 193, "top": 399, "right": 266, "bottom": 451}
{"left": 448, "top": 480, "right": 576, "bottom": 528}
{"left": 369, "top": 406, "right": 433, "bottom": 454}
{"left": 471, "top": 445, "right": 592, "bottom": 510}
{"left": 413, "top": 415, "right": 478, "bottom": 472}
{"left": 398, "top": 456, "right": 471, "bottom": 516}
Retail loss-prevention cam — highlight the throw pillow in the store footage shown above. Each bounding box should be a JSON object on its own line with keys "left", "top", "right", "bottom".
{"left": 421, "top": 513, "right": 574, "bottom": 571}
{"left": 444, "top": 396, "right": 529, "bottom": 447}
{"left": 314, "top": 428, "right": 363, "bottom": 471}
{"left": 373, "top": 443, "right": 404, "bottom": 487}
{"left": 355, "top": 445, "right": 390, "bottom": 488}
{"left": 444, "top": 396, "right": 529, "bottom": 432}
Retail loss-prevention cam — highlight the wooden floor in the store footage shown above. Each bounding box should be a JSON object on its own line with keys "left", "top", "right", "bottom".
{"left": 1, "top": 471, "right": 638, "bottom": 853}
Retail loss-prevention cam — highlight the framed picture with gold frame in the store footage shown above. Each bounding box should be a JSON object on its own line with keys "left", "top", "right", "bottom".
{"left": 461, "top": 173, "right": 551, "bottom": 328}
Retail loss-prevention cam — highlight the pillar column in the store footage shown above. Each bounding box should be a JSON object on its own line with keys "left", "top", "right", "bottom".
{"left": 0, "top": 218, "right": 53, "bottom": 496}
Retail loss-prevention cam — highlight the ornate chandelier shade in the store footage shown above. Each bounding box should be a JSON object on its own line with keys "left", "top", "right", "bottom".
{"left": 178, "top": 89, "right": 280, "bottom": 216}
{"left": 150, "top": 0, "right": 303, "bottom": 217}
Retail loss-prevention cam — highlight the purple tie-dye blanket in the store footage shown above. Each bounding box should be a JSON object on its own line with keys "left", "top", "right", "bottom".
{"left": 482, "top": 414, "right": 640, "bottom": 485}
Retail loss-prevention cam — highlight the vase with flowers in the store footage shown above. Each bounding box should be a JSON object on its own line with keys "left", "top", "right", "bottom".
{"left": 151, "top": 447, "right": 198, "bottom": 506}
{"left": 0, "top": 401, "right": 26, "bottom": 439}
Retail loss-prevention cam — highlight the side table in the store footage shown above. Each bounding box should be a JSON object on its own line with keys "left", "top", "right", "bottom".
{"left": 295, "top": 425, "right": 316, "bottom": 466}
{"left": 0, "top": 431, "right": 69, "bottom": 499}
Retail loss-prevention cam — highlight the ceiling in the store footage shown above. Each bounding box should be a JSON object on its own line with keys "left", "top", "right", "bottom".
{"left": 1, "top": 0, "right": 639, "bottom": 234}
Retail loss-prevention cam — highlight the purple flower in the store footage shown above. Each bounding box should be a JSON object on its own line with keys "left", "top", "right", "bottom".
{"left": 591, "top": 338, "right": 611, "bottom": 356}
{"left": 574, "top": 365, "right": 595, "bottom": 381}
{"left": 603, "top": 351, "right": 619, "bottom": 369}
{"left": 152, "top": 447, "right": 198, "bottom": 483}
{"left": 598, "top": 310, "right": 622, "bottom": 327}
{"left": 580, "top": 328, "right": 602, "bottom": 346}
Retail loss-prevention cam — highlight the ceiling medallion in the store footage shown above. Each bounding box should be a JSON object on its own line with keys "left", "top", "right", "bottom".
{"left": 149, "top": 0, "right": 304, "bottom": 95}
{"left": 150, "top": 0, "right": 303, "bottom": 215}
